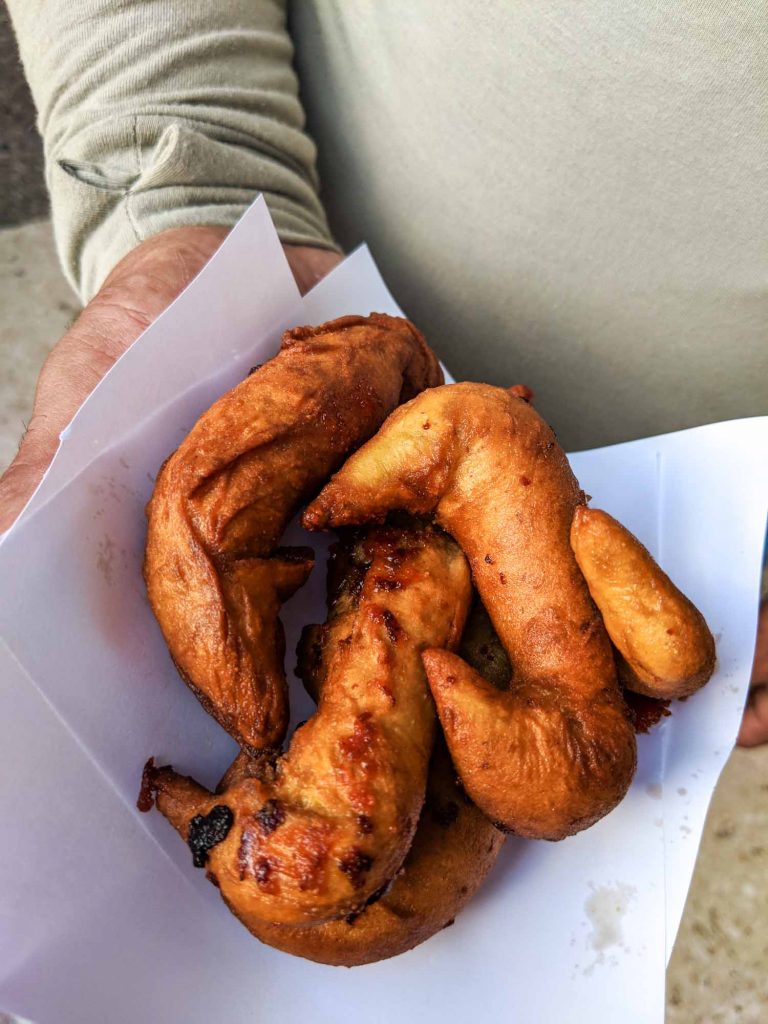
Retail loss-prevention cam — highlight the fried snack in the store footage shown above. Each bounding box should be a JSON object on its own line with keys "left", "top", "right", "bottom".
{"left": 304, "top": 382, "right": 638, "bottom": 841}
{"left": 458, "top": 597, "right": 674, "bottom": 734}
{"left": 144, "top": 314, "right": 441, "bottom": 752}
{"left": 243, "top": 589, "right": 505, "bottom": 966}
{"left": 570, "top": 507, "right": 715, "bottom": 699}
{"left": 248, "top": 740, "right": 504, "bottom": 966}
{"left": 147, "top": 524, "right": 472, "bottom": 927}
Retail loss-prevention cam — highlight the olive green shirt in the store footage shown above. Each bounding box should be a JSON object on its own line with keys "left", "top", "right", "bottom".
{"left": 8, "top": 0, "right": 767, "bottom": 448}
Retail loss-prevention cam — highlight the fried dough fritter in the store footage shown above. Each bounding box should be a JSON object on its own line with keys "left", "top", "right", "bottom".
{"left": 456, "top": 595, "right": 675, "bottom": 735}
{"left": 248, "top": 739, "right": 504, "bottom": 966}
{"left": 304, "top": 382, "right": 638, "bottom": 841}
{"left": 144, "top": 314, "right": 441, "bottom": 752}
{"left": 242, "top": 590, "right": 505, "bottom": 966}
{"left": 570, "top": 507, "right": 715, "bottom": 699}
{"left": 147, "top": 524, "right": 472, "bottom": 927}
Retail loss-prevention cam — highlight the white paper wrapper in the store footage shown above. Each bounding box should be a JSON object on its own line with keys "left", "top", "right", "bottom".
{"left": 1, "top": 199, "right": 766, "bottom": 1024}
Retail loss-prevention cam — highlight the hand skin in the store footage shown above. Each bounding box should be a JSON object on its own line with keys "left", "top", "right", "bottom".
{"left": 0, "top": 226, "right": 341, "bottom": 533}
{"left": 737, "top": 599, "right": 768, "bottom": 747}
{"left": 1, "top": 227, "right": 765, "bottom": 747}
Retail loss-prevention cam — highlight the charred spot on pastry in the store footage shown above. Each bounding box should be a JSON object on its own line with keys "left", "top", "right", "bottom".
{"left": 255, "top": 857, "right": 272, "bottom": 885}
{"left": 362, "top": 878, "right": 392, "bottom": 911}
{"left": 137, "top": 757, "right": 160, "bottom": 812}
{"left": 484, "top": 554, "right": 495, "bottom": 565}
{"left": 338, "top": 848, "right": 374, "bottom": 889}
{"left": 247, "top": 363, "right": 262, "bottom": 376}
{"left": 492, "top": 820, "right": 514, "bottom": 834}
{"left": 255, "top": 798, "right": 286, "bottom": 835}
{"left": 432, "top": 800, "right": 460, "bottom": 828}
{"left": 187, "top": 805, "right": 234, "bottom": 868}
{"left": 368, "top": 877, "right": 393, "bottom": 905}
{"left": 624, "top": 690, "right": 671, "bottom": 734}
{"left": 499, "top": 572, "right": 507, "bottom": 585}
{"left": 357, "top": 813, "right": 374, "bottom": 835}
{"left": 206, "top": 870, "right": 220, "bottom": 888}
{"left": 423, "top": 420, "right": 431, "bottom": 430}
{"left": 520, "top": 475, "right": 531, "bottom": 486}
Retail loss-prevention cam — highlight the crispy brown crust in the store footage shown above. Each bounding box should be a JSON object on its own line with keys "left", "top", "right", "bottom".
{"left": 144, "top": 314, "right": 442, "bottom": 751}
{"left": 304, "top": 382, "right": 638, "bottom": 840}
{"left": 239, "top": 596, "right": 506, "bottom": 966}
{"left": 150, "top": 524, "right": 472, "bottom": 928}
{"left": 247, "top": 740, "right": 504, "bottom": 966}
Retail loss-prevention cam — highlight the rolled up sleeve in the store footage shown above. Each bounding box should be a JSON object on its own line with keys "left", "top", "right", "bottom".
{"left": 7, "top": 0, "right": 337, "bottom": 301}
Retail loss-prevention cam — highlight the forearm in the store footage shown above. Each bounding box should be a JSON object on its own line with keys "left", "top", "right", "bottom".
{"left": 6, "top": 0, "right": 337, "bottom": 301}
{"left": 0, "top": 227, "right": 340, "bottom": 531}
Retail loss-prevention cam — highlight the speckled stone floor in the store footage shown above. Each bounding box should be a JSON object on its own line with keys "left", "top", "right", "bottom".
{"left": 0, "top": 4, "right": 49, "bottom": 226}
{"left": 0, "top": 221, "right": 76, "bottom": 469}
{"left": 0, "top": 220, "right": 766, "bottom": 1022}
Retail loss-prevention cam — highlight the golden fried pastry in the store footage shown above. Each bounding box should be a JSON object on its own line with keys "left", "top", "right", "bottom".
{"left": 304, "top": 382, "right": 638, "bottom": 841}
{"left": 570, "top": 507, "right": 715, "bottom": 699}
{"left": 455, "top": 596, "right": 674, "bottom": 734}
{"left": 146, "top": 524, "right": 472, "bottom": 927}
{"left": 248, "top": 740, "right": 504, "bottom": 966}
{"left": 242, "top": 589, "right": 505, "bottom": 965}
{"left": 144, "top": 314, "right": 441, "bottom": 752}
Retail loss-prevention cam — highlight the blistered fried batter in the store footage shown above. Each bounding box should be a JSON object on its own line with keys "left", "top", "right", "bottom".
{"left": 248, "top": 740, "right": 504, "bottom": 966}
{"left": 244, "top": 593, "right": 504, "bottom": 966}
{"left": 571, "top": 507, "right": 715, "bottom": 699}
{"left": 304, "top": 382, "right": 638, "bottom": 840}
{"left": 144, "top": 314, "right": 441, "bottom": 752}
{"left": 147, "top": 524, "right": 471, "bottom": 927}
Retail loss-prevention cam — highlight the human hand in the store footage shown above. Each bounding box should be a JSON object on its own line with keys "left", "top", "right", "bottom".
{"left": 0, "top": 227, "right": 340, "bottom": 532}
{"left": 737, "top": 598, "right": 768, "bottom": 747}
